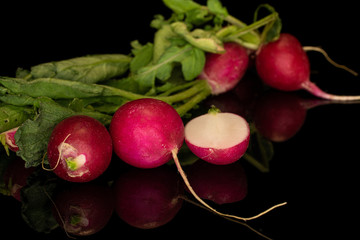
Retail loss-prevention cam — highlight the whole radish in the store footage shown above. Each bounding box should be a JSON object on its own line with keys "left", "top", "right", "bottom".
{"left": 110, "top": 98, "right": 184, "bottom": 169}
{"left": 200, "top": 42, "right": 249, "bottom": 95}
{"left": 110, "top": 98, "right": 285, "bottom": 221}
{"left": 256, "top": 33, "right": 360, "bottom": 101}
{"left": 47, "top": 115, "right": 112, "bottom": 182}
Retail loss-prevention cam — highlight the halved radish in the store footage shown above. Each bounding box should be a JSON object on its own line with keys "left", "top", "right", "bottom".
{"left": 185, "top": 110, "right": 250, "bottom": 165}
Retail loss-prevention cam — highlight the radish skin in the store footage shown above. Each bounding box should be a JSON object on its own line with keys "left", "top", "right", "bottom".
{"left": 200, "top": 42, "right": 249, "bottom": 95}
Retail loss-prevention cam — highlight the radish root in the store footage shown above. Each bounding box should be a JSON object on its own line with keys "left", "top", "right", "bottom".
{"left": 303, "top": 46, "right": 358, "bottom": 76}
{"left": 171, "top": 149, "right": 287, "bottom": 221}
{"left": 42, "top": 134, "right": 71, "bottom": 171}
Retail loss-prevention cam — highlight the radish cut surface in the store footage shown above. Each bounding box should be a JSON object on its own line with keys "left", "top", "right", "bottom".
{"left": 185, "top": 112, "right": 250, "bottom": 165}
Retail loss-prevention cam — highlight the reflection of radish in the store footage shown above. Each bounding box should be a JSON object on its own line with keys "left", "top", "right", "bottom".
{"left": 253, "top": 90, "right": 342, "bottom": 142}
{"left": 187, "top": 161, "right": 247, "bottom": 205}
{"left": 47, "top": 115, "right": 112, "bottom": 182}
{"left": 52, "top": 183, "right": 114, "bottom": 236}
{"left": 200, "top": 42, "right": 249, "bottom": 95}
{"left": 3, "top": 157, "right": 35, "bottom": 201}
{"left": 114, "top": 166, "right": 183, "bottom": 229}
{"left": 256, "top": 33, "right": 360, "bottom": 101}
{"left": 253, "top": 91, "right": 307, "bottom": 142}
{"left": 184, "top": 109, "right": 250, "bottom": 165}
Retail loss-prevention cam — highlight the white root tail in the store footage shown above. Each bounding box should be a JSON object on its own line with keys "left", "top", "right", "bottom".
{"left": 303, "top": 46, "right": 358, "bottom": 76}
{"left": 171, "top": 149, "right": 287, "bottom": 221}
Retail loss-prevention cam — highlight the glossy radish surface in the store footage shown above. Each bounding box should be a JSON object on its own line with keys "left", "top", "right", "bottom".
{"left": 199, "top": 42, "right": 249, "bottom": 95}
{"left": 110, "top": 98, "right": 184, "bottom": 169}
{"left": 185, "top": 111, "right": 250, "bottom": 165}
{"left": 256, "top": 33, "right": 360, "bottom": 101}
{"left": 47, "top": 115, "right": 112, "bottom": 182}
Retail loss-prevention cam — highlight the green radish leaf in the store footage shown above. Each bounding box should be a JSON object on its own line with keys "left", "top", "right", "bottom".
{"left": 130, "top": 41, "right": 154, "bottom": 72}
{"left": 207, "top": 0, "right": 228, "bottom": 18}
{"left": 162, "top": 0, "right": 201, "bottom": 14}
{"left": 26, "top": 54, "right": 132, "bottom": 84}
{"left": 181, "top": 46, "right": 205, "bottom": 80}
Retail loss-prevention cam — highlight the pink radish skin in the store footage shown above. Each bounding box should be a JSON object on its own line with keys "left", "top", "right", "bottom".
{"left": 1, "top": 127, "right": 19, "bottom": 152}
{"left": 200, "top": 42, "right": 249, "bottom": 95}
{"left": 256, "top": 33, "right": 360, "bottom": 101}
{"left": 185, "top": 111, "right": 250, "bottom": 165}
{"left": 47, "top": 115, "right": 112, "bottom": 183}
{"left": 110, "top": 98, "right": 184, "bottom": 169}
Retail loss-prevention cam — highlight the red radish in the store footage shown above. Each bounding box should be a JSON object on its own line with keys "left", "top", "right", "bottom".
{"left": 110, "top": 98, "right": 184, "bottom": 169}
{"left": 110, "top": 98, "right": 285, "bottom": 221}
{"left": 256, "top": 33, "right": 360, "bottom": 101}
{"left": 47, "top": 115, "right": 112, "bottom": 183}
{"left": 52, "top": 183, "right": 114, "bottom": 236}
{"left": 114, "top": 166, "right": 183, "bottom": 229}
{"left": 199, "top": 42, "right": 249, "bottom": 95}
{"left": 184, "top": 109, "right": 250, "bottom": 165}
{"left": 0, "top": 127, "right": 19, "bottom": 153}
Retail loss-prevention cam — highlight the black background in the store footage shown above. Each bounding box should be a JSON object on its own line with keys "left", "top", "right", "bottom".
{"left": 1, "top": 1, "right": 360, "bottom": 239}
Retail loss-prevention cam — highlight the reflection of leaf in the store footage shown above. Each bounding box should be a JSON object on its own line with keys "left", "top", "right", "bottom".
{"left": 244, "top": 126, "right": 274, "bottom": 172}
{"left": 21, "top": 169, "right": 59, "bottom": 233}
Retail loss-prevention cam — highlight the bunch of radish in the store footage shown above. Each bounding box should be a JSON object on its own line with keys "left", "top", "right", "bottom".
{"left": 5, "top": 1, "right": 360, "bottom": 227}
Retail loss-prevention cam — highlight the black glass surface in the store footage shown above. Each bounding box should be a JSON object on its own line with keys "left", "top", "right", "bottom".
{"left": 1, "top": 1, "right": 360, "bottom": 239}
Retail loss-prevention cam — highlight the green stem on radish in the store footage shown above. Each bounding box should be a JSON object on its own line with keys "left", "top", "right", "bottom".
{"left": 175, "top": 86, "right": 212, "bottom": 117}
{"left": 171, "top": 149, "right": 287, "bottom": 221}
{"left": 157, "top": 81, "right": 200, "bottom": 97}
{"left": 301, "top": 81, "right": 360, "bottom": 101}
{"left": 227, "top": 12, "right": 278, "bottom": 40}
{"left": 156, "top": 80, "right": 209, "bottom": 104}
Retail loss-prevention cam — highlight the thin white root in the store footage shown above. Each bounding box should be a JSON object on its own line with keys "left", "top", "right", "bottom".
{"left": 171, "top": 149, "right": 287, "bottom": 221}
{"left": 42, "top": 134, "right": 71, "bottom": 171}
{"left": 303, "top": 46, "right": 358, "bottom": 76}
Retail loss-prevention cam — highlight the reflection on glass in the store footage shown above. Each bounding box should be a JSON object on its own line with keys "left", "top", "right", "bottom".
{"left": 186, "top": 161, "right": 247, "bottom": 205}
{"left": 52, "top": 183, "right": 114, "bottom": 237}
{"left": 114, "top": 166, "right": 184, "bottom": 229}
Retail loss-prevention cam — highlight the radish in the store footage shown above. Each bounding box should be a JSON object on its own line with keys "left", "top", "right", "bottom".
{"left": 110, "top": 98, "right": 184, "bottom": 169}
{"left": 184, "top": 108, "right": 250, "bottom": 165}
{"left": 110, "top": 98, "right": 285, "bottom": 221}
{"left": 256, "top": 33, "right": 360, "bottom": 101}
{"left": 0, "top": 127, "right": 19, "bottom": 154}
{"left": 199, "top": 42, "right": 249, "bottom": 95}
{"left": 46, "top": 115, "right": 112, "bottom": 182}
